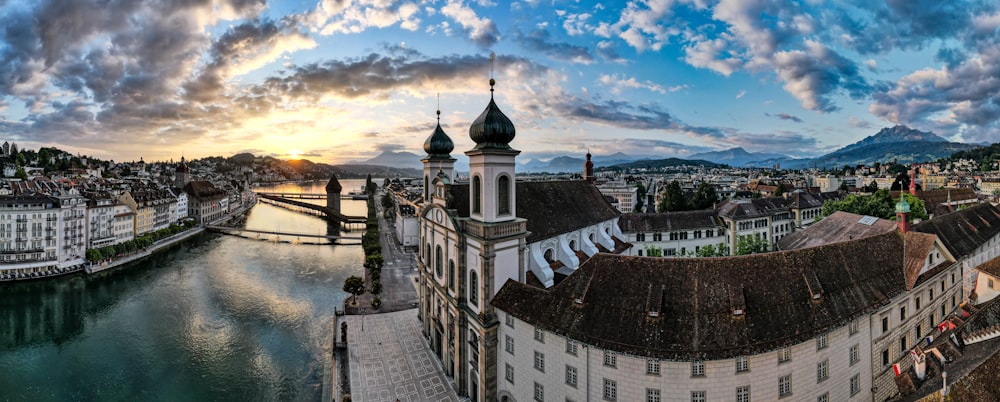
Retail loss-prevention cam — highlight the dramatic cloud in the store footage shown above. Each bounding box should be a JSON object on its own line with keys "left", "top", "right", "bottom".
{"left": 513, "top": 29, "right": 594, "bottom": 64}
{"left": 308, "top": 0, "right": 422, "bottom": 35}
{"left": 441, "top": 0, "right": 500, "bottom": 47}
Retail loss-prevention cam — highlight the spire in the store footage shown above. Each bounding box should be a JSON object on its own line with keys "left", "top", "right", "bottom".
{"left": 469, "top": 53, "right": 516, "bottom": 151}
{"left": 584, "top": 149, "right": 595, "bottom": 183}
{"left": 423, "top": 95, "right": 454, "bottom": 159}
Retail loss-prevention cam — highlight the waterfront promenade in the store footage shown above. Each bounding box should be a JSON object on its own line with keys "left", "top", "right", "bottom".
{"left": 331, "top": 187, "right": 460, "bottom": 402}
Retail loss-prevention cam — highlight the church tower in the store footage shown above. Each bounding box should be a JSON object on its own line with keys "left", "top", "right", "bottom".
{"left": 584, "top": 151, "right": 595, "bottom": 183}
{"left": 174, "top": 156, "right": 190, "bottom": 188}
{"left": 466, "top": 77, "right": 519, "bottom": 223}
{"left": 421, "top": 100, "right": 456, "bottom": 205}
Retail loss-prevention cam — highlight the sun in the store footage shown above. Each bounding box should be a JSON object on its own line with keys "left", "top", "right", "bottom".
{"left": 289, "top": 150, "right": 302, "bottom": 160}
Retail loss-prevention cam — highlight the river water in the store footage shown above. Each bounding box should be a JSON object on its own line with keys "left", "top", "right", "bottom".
{"left": 0, "top": 180, "right": 371, "bottom": 401}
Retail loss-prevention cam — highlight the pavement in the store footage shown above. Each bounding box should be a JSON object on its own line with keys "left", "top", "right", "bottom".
{"left": 335, "top": 189, "right": 460, "bottom": 402}
{"left": 340, "top": 309, "right": 460, "bottom": 402}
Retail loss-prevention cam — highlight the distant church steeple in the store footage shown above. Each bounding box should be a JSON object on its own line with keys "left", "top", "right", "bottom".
{"left": 584, "top": 150, "right": 595, "bottom": 183}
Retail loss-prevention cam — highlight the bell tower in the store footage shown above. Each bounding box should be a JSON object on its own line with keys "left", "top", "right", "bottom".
{"left": 466, "top": 67, "right": 519, "bottom": 223}
{"left": 421, "top": 95, "right": 456, "bottom": 205}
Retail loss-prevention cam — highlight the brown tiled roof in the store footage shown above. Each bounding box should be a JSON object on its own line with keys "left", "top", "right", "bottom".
{"left": 617, "top": 210, "right": 720, "bottom": 233}
{"left": 716, "top": 197, "right": 787, "bottom": 219}
{"left": 785, "top": 191, "right": 843, "bottom": 209}
{"left": 914, "top": 203, "right": 1000, "bottom": 259}
{"left": 977, "top": 255, "right": 1000, "bottom": 278}
{"left": 447, "top": 180, "right": 620, "bottom": 243}
{"left": 492, "top": 231, "right": 905, "bottom": 360}
{"left": 778, "top": 211, "right": 896, "bottom": 250}
{"left": 183, "top": 180, "right": 226, "bottom": 201}
{"left": 903, "top": 232, "right": 938, "bottom": 290}
{"left": 892, "top": 188, "right": 977, "bottom": 206}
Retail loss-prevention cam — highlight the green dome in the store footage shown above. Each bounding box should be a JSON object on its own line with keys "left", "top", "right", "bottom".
{"left": 469, "top": 80, "right": 515, "bottom": 151}
{"left": 423, "top": 112, "right": 454, "bottom": 159}
{"left": 895, "top": 198, "right": 911, "bottom": 214}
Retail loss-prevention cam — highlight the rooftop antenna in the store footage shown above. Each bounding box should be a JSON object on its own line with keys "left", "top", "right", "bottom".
{"left": 489, "top": 52, "right": 496, "bottom": 96}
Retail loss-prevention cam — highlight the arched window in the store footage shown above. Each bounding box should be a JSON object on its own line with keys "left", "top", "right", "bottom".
{"left": 472, "top": 175, "right": 482, "bottom": 214}
{"left": 470, "top": 270, "right": 479, "bottom": 306}
{"left": 589, "top": 233, "right": 595, "bottom": 243}
{"left": 424, "top": 175, "right": 430, "bottom": 200}
{"left": 425, "top": 243, "right": 431, "bottom": 272}
{"left": 448, "top": 260, "right": 456, "bottom": 290}
{"left": 497, "top": 175, "right": 511, "bottom": 215}
{"left": 435, "top": 245, "right": 443, "bottom": 278}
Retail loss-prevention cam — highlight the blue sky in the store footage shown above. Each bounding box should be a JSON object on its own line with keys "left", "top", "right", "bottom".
{"left": 0, "top": 0, "right": 998, "bottom": 165}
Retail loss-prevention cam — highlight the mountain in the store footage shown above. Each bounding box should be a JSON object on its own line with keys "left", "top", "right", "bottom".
{"left": 357, "top": 151, "right": 422, "bottom": 170}
{"left": 781, "top": 125, "right": 976, "bottom": 169}
{"left": 690, "top": 147, "right": 789, "bottom": 166}
{"left": 519, "top": 152, "right": 644, "bottom": 173}
{"left": 602, "top": 157, "right": 720, "bottom": 171}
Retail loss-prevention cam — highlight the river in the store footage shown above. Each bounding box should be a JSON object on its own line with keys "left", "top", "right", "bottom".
{"left": 0, "top": 179, "right": 372, "bottom": 401}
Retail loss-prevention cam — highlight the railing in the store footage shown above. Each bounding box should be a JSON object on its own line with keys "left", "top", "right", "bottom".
{"left": 462, "top": 220, "right": 526, "bottom": 240}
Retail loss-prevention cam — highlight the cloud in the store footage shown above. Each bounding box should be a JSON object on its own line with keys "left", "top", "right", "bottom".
{"left": 595, "top": 40, "right": 628, "bottom": 63}
{"left": 441, "top": 0, "right": 500, "bottom": 47}
{"left": 597, "top": 74, "right": 668, "bottom": 94}
{"left": 849, "top": 116, "right": 873, "bottom": 129}
{"left": 735, "top": 90, "right": 746, "bottom": 99}
{"left": 771, "top": 40, "right": 876, "bottom": 112}
{"left": 766, "top": 112, "right": 803, "bottom": 123}
{"left": 683, "top": 37, "right": 742, "bottom": 76}
{"left": 513, "top": 28, "right": 594, "bottom": 64}
{"left": 599, "top": 0, "right": 677, "bottom": 52}
{"left": 309, "top": 0, "right": 423, "bottom": 36}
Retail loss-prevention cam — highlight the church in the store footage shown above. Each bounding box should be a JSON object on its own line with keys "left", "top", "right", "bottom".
{"left": 416, "top": 77, "right": 629, "bottom": 401}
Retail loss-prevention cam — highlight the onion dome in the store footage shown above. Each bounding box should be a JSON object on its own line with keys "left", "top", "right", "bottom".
{"left": 895, "top": 198, "right": 910, "bottom": 214}
{"left": 423, "top": 109, "right": 454, "bottom": 158}
{"left": 469, "top": 78, "right": 515, "bottom": 150}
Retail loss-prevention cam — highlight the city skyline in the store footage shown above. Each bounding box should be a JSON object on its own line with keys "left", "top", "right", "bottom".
{"left": 0, "top": 0, "right": 997, "bottom": 165}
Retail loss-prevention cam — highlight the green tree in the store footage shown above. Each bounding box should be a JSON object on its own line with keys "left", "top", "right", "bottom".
{"left": 644, "top": 245, "right": 663, "bottom": 257}
{"left": 364, "top": 253, "right": 384, "bottom": 272}
{"left": 774, "top": 183, "right": 788, "bottom": 197}
{"left": 343, "top": 276, "right": 365, "bottom": 305}
{"left": 690, "top": 181, "right": 720, "bottom": 210}
{"left": 85, "top": 248, "right": 103, "bottom": 262}
{"left": 863, "top": 180, "right": 879, "bottom": 193}
{"left": 735, "top": 233, "right": 769, "bottom": 256}
{"left": 901, "top": 192, "right": 929, "bottom": 221}
{"left": 695, "top": 243, "right": 729, "bottom": 257}
{"left": 656, "top": 181, "right": 688, "bottom": 212}
{"left": 14, "top": 167, "right": 26, "bottom": 180}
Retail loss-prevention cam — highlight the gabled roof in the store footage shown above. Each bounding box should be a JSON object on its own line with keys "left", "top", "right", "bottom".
{"left": 493, "top": 231, "right": 905, "bottom": 360}
{"left": 914, "top": 203, "right": 1000, "bottom": 259}
{"left": 785, "top": 191, "right": 843, "bottom": 209}
{"left": 183, "top": 180, "right": 226, "bottom": 201}
{"left": 903, "top": 231, "right": 940, "bottom": 290}
{"left": 445, "top": 180, "right": 620, "bottom": 243}
{"left": 778, "top": 211, "right": 897, "bottom": 250}
{"left": 716, "top": 197, "right": 788, "bottom": 219}
{"left": 977, "top": 255, "right": 1000, "bottom": 278}
{"left": 617, "top": 210, "right": 721, "bottom": 233}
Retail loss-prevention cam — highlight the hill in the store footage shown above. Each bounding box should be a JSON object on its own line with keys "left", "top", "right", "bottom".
{"left": 690, "top": 147, "right": 788, "bottom": 166}
{"left": 601, "top": 157, "right": 720, "bottom": 171}
{"left": 781, "top": 125, "right": 976, "bottom": 169}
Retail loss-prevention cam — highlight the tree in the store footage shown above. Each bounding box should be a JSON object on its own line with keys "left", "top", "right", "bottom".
{"left": 901, "top": 192, "right": 929, "bottom": 221}
{"left": 644, "top": 245, "right": 663, "bottom": 257}
{"left": 735, "top": 233, "right": 769, "bottom": 256}
{"left": 690, "top": 181, "right": 720, "bottom": 210}
{"left": 14, "top": 167, "right": 26, "bottom": 180}
{"left": 633, "top": 183, "right": 646, "bottom": 212}
{"left": 863, "top": 180, "right": 879, "bottom": 193}
{"left": 774, "top": 183, "right": 788, "bottom": 197}
{"left": 695, "top": 243, "right": 729, "bottom": 257}
{"left": 656, "top": 181, "right": 688, "bottom": 212}
{"left": 343, "top": 276, "right": 365, "bottom": 305}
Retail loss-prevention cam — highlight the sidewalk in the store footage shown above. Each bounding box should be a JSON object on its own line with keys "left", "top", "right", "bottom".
{"left": 339, "top": 309, "right": 460, "bottom": 402}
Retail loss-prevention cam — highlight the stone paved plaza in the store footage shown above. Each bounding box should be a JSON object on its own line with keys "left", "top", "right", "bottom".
{"left": 342, "top": 309, "right": 460, "bottom": 402}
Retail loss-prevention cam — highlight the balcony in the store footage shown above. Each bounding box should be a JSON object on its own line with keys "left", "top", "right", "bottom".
{"left": 461, "top": 219, "right": 527, "bottom": 240}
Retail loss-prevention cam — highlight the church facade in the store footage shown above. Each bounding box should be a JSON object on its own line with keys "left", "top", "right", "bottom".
{"left": 416, "top": 79, "right": 628, "bottom": 402}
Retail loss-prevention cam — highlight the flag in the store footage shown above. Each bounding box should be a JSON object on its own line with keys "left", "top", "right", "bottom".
{"left": 893, "top": 363, "right": 902, "bottom": 376}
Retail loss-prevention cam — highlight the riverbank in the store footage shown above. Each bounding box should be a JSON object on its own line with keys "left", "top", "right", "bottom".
{"left": 85, "top": 227, "right": 205, "bottom": 274}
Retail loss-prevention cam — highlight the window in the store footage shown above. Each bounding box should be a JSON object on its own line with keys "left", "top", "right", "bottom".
{"left": 691, "top": 391, "right": 706, "bottom": 402}
{"left": 566, "top": 340, "right": 577, "bottom": 355}
{"left": 636, "top": 233, "right": 645, "bottom": 241}
{"left": 778, "top": 347, "right": 790, "bottom": 363}
{"left": 534, "top": 351, "right": 544, "bottom": 372}
{"left": 603, "top": 379, "right": 617, "bottom": 401}
{"left": 691, "top": 360, "right": 705, "bottom": 377}
{"left": 991, "top": 278, "right": 996, "bottom": 289}
{"left": 900, "top": 335, "right": 907, "bottom": 352}
{"left": 736, "top": 385, "right": 750, "bottom": 402}
{"left": 882, "top": 316, "right": 889, "bottom": 333}
{"left": 850, "top": 374, "right": 860, "bottom": 396}
{"left": 736, "top": 356, "right": 749, "bottom": 373}
{"left": 472, "top": 175, "right": 482, "bottom": 214}
{"left": 448, "top": 260, "right": 456, "bottom": 290}
{"left": 916, "top": 296, "right": 922, "bottom": 310}
{"left": 817, "top": 392, "right": 829, "bottom": 402}
{"left": 817, "top": 334, "right": 828, "bottom": 350}
{"left": 534, "top": 382, "right": 544, "bottom": 402}
{"left": 505, "top": 335, "right": 514, "bottom": 355}
{"left": 779, "top": 374, "right": 792, "bottom": 397}
{"left": 849, "top": 319, "right": 859, "bottom": 335}
{"left": 435, "top": 246, "right": 443, "bottom": 278}
{"left": 850, "top": 344, "right": 860, "bottom": 365}
{"left": 882, "top": 349, "right": 889, "bottom": 367}
{"left": 498, "top": 175, "right": 511, "bottom": 215}
{"left": 817, "top": 360, "right": 829, "bottom": 382}
{"left": 565, "top": 365, "right": 578, "bottom": 387}
{"left": 646, "top": 359, "right": 660, "bottom": 375}
{"left": 604, "top": 351, "right": 616, "bottom": 367}
{"left": 506, "top": 314, "right": 515, "bottom": 328}
{"left": 900, "top": 305, "right": 907, "bottom": 321}
{"left": 929, "top": 288, "right": 934, "bottom": 301}
{"left": 467, "top": 269, "right": 480, "bottom": 306}
{"left": 506, "top": 363, "right": 514, "bottom": 384}
{"left": 535, "top": 328, "right": 545, "bottom": 342}
{"left": 646, "top": 388, "right": 661, "bottom": 402}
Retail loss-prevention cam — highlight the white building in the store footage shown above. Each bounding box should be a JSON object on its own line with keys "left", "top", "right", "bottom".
{"left": 0, "top": 195, "right": 61, "bottom": 278}
{"left": 86, "top": 192, "right": 117, "bottom": 249}
{"left": 596, "top": 182, "right": 638, "bottom": 213}
{"left": 53, "top": 192, "right": 87, "bottom": 270}
{"left": 112, "top": 203, "right": 135, "bottom": 245}
{"left": 617, "top": 210, "right": 727, "bottom": 256}
{"left": 416, "top": 81, "right": 628, "bottom": 402}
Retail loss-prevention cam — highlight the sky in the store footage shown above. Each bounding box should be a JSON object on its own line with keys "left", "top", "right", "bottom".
{"left": 0, "top": 0, "right": 999, "bottom": 165}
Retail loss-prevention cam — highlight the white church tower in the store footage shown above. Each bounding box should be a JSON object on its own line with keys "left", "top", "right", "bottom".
{"left": 421, "top": 101, "right": 456, "bottom": 205}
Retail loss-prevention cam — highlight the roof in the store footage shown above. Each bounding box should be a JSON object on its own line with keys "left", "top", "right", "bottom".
{"left": 976, "top": 254, "right": 1000, "bottom": 278}
{"left": 493, "top": 231, "right": 905, "bottom": 360}
{"left": 903, "top": 231, "right": 939, "bottom": 290}
{"left": 892, "top": 188, "right": 977, "bottom": 206}
{"left": 617, "top": 210, "right": 721, "bottom": 233}
{"left": 778, "top": 211, "right": 896, "bottom": 250}
{"left": 325, "top": 175, "right": 343, "bottom": 193}
{"left": 716, "top": 197, "right": 788, "bottom": 219}
{"left": 183, "top": 180, "right": 226, "bottom": 201}
{"left": 913, "top": 203, "right": 1000, "bottom": 259}
{"left": 784, "top": 191, "right": 843, "bottom": 209}
{"left": 446, "top": 180, "right": 620, "bottom": 243}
